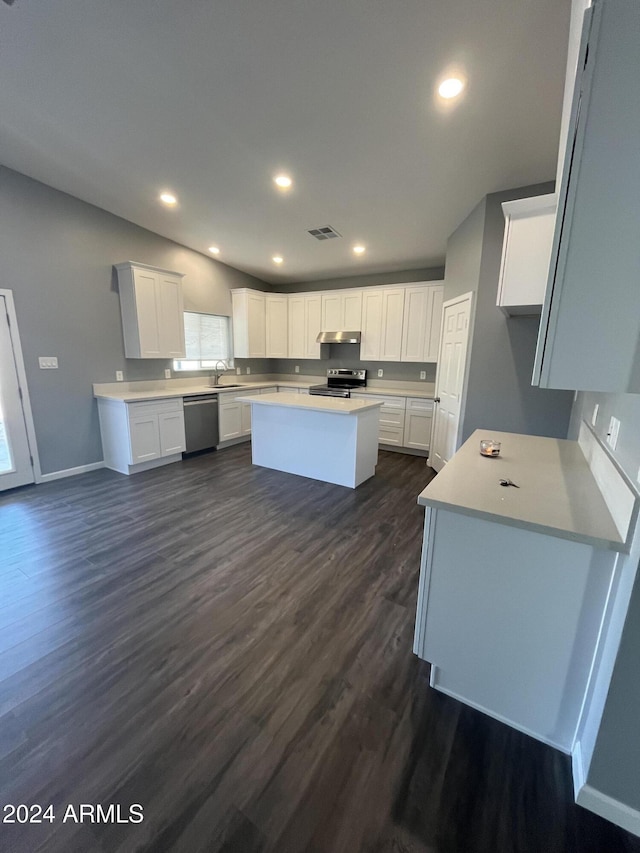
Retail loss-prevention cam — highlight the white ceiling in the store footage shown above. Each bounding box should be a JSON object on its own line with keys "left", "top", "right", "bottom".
{"left": 0, "top": 0, "right": 570, "bottom": 284}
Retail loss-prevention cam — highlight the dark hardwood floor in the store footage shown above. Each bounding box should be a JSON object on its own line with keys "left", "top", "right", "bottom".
{"left": 1, "top": 445, "right": 638, "bottom": 853}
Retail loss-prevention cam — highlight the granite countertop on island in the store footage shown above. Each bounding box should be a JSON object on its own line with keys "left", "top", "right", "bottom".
{"left": 418, "top": 429, "right": 628, "bottom": 551}
{"left": 236, "top": 392, "right": 383, "bottom": 415}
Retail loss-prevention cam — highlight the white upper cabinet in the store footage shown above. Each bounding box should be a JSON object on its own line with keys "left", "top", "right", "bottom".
{"left": 361, "top": 287, "right": 405, "bottom": 362}
{"left": 287, "top": 293, "right": 321, "bottom": 359}
{"left": 265, "top": 295, "right": 288, "bottom": 358}
{"left": 497, "top": 195, "right": 556, "bottom": 316}
{"left": 232, "top": 289, "right": 266, "bottom": 358}
{"left": 321, "top": 289, "right": 363, "bottom": 331}
{"left": 401, "top": 282, "right": 444, "bottom": 362}
{"left": 533, "top": 0, "right": 640, "bottom": 392}
{"left": 304, "top": 293, "right": 322, "bottom": 359}
{"left": 115, "top": 262, "right": 185, "bottom": 359}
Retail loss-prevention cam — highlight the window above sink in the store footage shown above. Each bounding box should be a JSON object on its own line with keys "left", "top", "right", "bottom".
{"left": 173, "top": 311, "right": 234, "bottom": 371}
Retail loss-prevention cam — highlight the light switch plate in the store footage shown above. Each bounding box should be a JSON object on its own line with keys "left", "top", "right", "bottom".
{"left": 38, "top": 356, "right": 58, "bottom": 369}
{"left": 420, "top": 370, "right": 426, "bottom": 380}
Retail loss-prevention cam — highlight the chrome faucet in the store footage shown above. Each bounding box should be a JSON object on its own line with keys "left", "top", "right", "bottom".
{"left": 209, "top": 360, "right": 229, "bottom": 386}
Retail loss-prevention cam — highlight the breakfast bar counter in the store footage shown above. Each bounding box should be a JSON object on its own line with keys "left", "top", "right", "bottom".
{"left": 236, "top": 392, "right": 383, "bottom": 488}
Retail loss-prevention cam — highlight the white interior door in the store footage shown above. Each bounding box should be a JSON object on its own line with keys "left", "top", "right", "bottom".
{"left": 429, "top": 292, "right": 473, "bottom": 472}
{"left": 0, "top": 294, "right": 35, "bottom": 490}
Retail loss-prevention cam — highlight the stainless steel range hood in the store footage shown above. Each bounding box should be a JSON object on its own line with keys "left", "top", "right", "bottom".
{"left": 316, "top": 330, "right": 361, "bottom": 344}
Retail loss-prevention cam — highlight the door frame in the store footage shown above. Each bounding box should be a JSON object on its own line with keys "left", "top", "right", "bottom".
{"left": 0, "top": 289, "right": 42, "bottom": 484}
{"left": 428, "top": 291, "right": 474, "bottom": 469}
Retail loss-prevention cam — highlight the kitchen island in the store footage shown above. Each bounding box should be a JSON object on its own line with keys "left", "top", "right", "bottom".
{"left": 413, "top": 427, "right": 636, "bottom": 754}
{"left": 236, "top": 392, "right": 383, "bottom": 488}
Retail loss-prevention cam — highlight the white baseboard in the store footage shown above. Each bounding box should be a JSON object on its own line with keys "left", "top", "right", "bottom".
{"left": 38, "top": 461, "right": 105, "bottom": 483}
{"left": 577, "top": 784, "right": 640, "bottom": 838}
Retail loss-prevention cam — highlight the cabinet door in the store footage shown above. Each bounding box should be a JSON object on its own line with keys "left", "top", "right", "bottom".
{"left": 424, "top": 284, "right": 444, "bottom": 362}
{"left": 157, "top": 274, "right": 186, "bottom": 357}
{"left": 380, "top": 289, "right": 405, "bottom": 361}
{"left": 219, "top": 403, "right": 242, "bottom": 441}
{"left": 343, "top": 290, "right": 363, "bottom": 330}
{"left": 533, "top": 0, "right": 640, "bottom": 392}
{"left": 288, "top": 296, "right": 306, "bottom": 358}
{"left": 158, "top": 411, "right": 186, "bottom": 456}
{"left": 241, "top": 402, "right": 252, "bottom": 435}
{"left": 361, "top": 290, "right": 383, "bottom": 360}
{"left": 321, "top": 293, "right": 342, "bottom": 331}
{"left": 401, "top": 286, "right": 429, "bottom": 362}
{"left": 265, "top": 296, "right": 288, "bottom": 358}
{"left": 129, "top": 415, "right": 161, "bottom": 463}
{"left": 304, "top": 294, "right": 322, "bottom": 359}
{"left": 133, "top": 269, "right": 162, "bottom": 358}
{"left": 404, "top": 411, "right": 432, "bottom": 451}
{"left": 247, "top": 292, "right": 266, "bottom": 358}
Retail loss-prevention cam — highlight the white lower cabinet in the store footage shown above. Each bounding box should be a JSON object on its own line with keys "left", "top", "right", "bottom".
{"left": 98, "top": 397, "right": 186, "bottom": 475}
{"left": 218, "top": 388, "right": 265, "bottom": 443}
{"left": 351, "top": 393, "right": 432, "bottom": 454}
{"left": 403, "top": 398, "right": 433, "bottom": 451}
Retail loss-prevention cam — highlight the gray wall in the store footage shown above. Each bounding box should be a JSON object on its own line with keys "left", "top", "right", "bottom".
{"left": 273, "top": 267, "right": 444, "bottom": 294}
{"left": 0, "top": 166, "right": 268, "bottom": 475}
{"left": 569, "top": 390, "right": 640, "bottom": 810}
{"left": 444, "top": 182, "right": 574, "bottom": 442}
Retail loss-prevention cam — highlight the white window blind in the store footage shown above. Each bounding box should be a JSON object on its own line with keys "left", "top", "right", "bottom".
{"left": 174, "top": 312, "right": 232, "bottom": 370}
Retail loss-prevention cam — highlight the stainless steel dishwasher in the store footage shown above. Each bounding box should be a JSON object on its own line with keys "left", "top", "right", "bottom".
{"left": 183, "top": 394, "right": 219, "bottom": 453}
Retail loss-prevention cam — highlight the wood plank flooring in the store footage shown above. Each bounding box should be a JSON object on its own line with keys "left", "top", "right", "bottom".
{"left": 0, "top": 445, "right": 638, "bottom": 853}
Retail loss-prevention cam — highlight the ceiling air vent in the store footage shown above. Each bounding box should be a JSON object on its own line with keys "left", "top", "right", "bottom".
{"left": 307, "top": 226, "right": 342, "bottom": 241}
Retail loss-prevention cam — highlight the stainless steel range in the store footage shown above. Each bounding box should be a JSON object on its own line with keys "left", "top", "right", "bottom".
{"left": 308, "top": 368, "right": 367, "bottom": 398}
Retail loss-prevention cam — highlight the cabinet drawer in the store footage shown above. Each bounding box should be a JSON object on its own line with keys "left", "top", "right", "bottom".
{"left": 406, "top": 397, "right": 434, "bottom": 413}
{"left": 260, "top": 387, "right": 278, "bottom": 394}
{"left": 379, "top": 425, "right": 405, "bottom": 446}
{"left": 379, "top": 410, "right": 405, "bottom": 429}
{"left": 127, "top": 397, "right": 182, "bottom": 418}
{"left": 361, "top": 394, "right": 406, "bottom": 411}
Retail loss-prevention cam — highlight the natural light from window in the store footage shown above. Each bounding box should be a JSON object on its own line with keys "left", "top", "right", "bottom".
{"left": 0, "top": 392, "right": 14, "bottom": 474}
{"left": 173, "top": 312, "right": 233, "bottom": 371}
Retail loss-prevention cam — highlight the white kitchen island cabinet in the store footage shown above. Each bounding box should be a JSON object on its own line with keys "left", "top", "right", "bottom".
{"left": 414, "top": 429, "right": 633, "bottom": 753}
{"left": 237, "top": 392, "right": 382, "bottom": 488}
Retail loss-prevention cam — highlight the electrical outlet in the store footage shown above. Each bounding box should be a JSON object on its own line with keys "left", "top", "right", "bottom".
{"left": 420, "top": 370, "right": 426, "bottom": 380}
{"left": 377, "top": 369, "right": 384, "bottom": 378}
{"left": 116, "top": 370, "right": 124, "bottom": 381}
{"left": 164, "top": 369, "right": 171, "bottom": 379}
{"left": 246, "top": 367, "right": 251, "bottom": 374}
{"left": 38, "top": 356, "right": 58, "bottom": 369}
{"left": 236, "top": 367, "right": 241, "bottom": 375}
{"left": 591, "top": 404, "right": 599, "bottom": 426}
{"left": 607, "top": 416, "right": 620, "bottom": 450}
{"left": 295, "top": 365, "right": 300, "bottom": 374}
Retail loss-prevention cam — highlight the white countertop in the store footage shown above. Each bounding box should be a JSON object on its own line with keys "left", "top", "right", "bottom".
{"left": 93, "top": 378, "right": 435, "bottom": 403}
{"left": 237, "top": 392, "right": 383, "bottom": 415}
{"left": 418, "top": 429, "right": 626, "bottom": 551}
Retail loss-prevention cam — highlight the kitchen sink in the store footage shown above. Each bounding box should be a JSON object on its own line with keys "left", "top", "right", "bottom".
{"left": 211, "top": 384, "right": 246, "bottom": 389}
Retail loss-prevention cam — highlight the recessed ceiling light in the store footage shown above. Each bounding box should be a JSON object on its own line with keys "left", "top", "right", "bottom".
{"left": 274, "top": 175, "right": 292, "bottom": 189}
{"left": 272, "top": 255, "right": 284, "bottom": 264}
{"left": 438, "top": 77, "right": 464, "bottom": 99}
{"left": 208, "top": 246, "right": 220, "bottom": 255}
{"left": 353, "top": 245, "right": 366, "bottom": 255}
{"left": 159, "top": 192, "right": 177, "bottom": 206}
